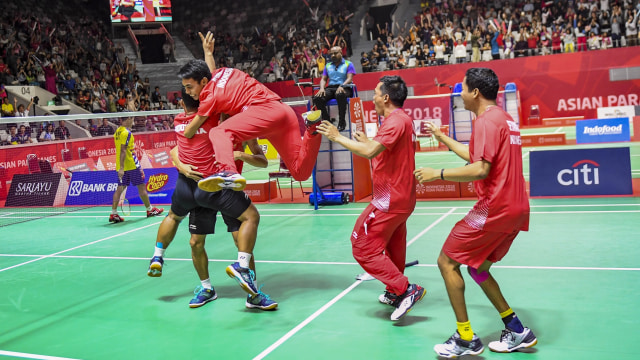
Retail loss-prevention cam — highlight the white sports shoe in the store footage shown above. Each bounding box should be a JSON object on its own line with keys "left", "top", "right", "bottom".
{"left": 488, "top": 327, "right": 538, "bottom": 353}
{"left": 434, "top": 331, "right": 484, "bottom": 358}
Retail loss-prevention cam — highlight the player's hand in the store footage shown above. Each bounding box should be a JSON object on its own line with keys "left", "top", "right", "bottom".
{"left": 336, "top": 86, "right": 345, "bottom": 94}
{"left": 233, "top": 151, "right": 245, "bottom": 161}
{"left": 414, "top": 167, "right": 438, "bottom": 183}
{"left": 139, "top": 168, "right": 145, "bottom": 181}
{"left": 423, "top": 121, "right": 443, "bottom": 140}
{"left": 199, "top": 31, "right": 215, "bottom": 55}
{"left": 117, "top": 169, "right": 124, "bottom": 181}
{"left": 352, "top": 131, "right": 368, "bottom": 143}
{"left": 180, "top": 164, "right": 203, "bottom": 181}
{"left": 316, "top": 120, "right": 340, "bottom": 141}
{"left": 314, "top": 88, "right": 325, "bottom": 98}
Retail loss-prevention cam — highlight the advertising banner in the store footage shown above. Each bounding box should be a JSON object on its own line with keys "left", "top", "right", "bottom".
{"left": 597, "top": 105, "right": 635, "bottom": 119}
{"left": 126, "top": 167, "right": 178, "bottom": 205}
{"left": 6, "top": 173, "right": 67, "bottom": 207}
{"left": 65, "top": 168, "right": 177, "bottom": 206}
{"left": 575, "top": 118, "right": 630, "bottom": 144}
{"left": 529, "top": 147, "right": 632, "bottom": 196}
{"left": 65, "top": 171, "right": 120, "bottom": 206}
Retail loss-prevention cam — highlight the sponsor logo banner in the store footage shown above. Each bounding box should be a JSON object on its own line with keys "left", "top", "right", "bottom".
{"left": 530, "top": 147, "right": 632, "bottom": 196}
{"left": 65, "top": 171, "right": 120, "bottom": 206}
{"left": 6, "top": 173, "right": 65, "bottom": 207}
{"left": 127, "top": 168, "right": 177, "bottom": 205}
{"left": 596, "top": 105, "right": 635, "bottom": 119}
{"left": 576, "top": 118, "right": 630, "bottom": 144}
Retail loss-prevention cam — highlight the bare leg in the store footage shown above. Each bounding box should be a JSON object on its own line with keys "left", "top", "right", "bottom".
{"left": 190, "top": 234, "right": 209, "bottom": 281}
{"left": 137, "top": 184, "right": 151, "bottom": 208}
{"left": 234, "top": 203, "right": 260, "bottom": 255}
{"left": 111, "top": 185, "right": 126, "bottom": 211}
{"left": 476, "top": 260, "right": 510, "bottom": 313}
{"left": 155, "top": 210, "right": 184, "bottom": 249}
{"left": 437, "top": 250, "right": 468, "bottom": 322}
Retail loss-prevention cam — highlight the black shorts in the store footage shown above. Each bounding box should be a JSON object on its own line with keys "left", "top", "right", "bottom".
{"left": 171, "top": 174, "right": 249, "bottom": 234}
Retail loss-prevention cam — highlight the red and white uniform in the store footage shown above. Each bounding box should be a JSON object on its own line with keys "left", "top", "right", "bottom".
{"left": 350, "top": 109, "right": 417, "bottom": 296}
{"left": 444, "top": 106, "right": 530, "bottom": 268}
{"left": 174, "top": 112, "right": 243, "bottom": 177}
{"left": 198, "top": 67, "right": 321, "bottom": 181}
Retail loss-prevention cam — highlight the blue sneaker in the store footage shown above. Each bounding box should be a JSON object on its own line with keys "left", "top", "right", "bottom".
{"left": 189, "top": 286, "right": 218, "bottom": 308}
{"left": 225, "top": 262, "right": 258, "bottom": 296}
{"left": 246, "top": 286, "right": 278, "bottom": 310}
{"left": 198, "top": 171, "right": 246, "bottom": 192}
{"left": 147, "top": 256, "right": 164, "bottom": 277}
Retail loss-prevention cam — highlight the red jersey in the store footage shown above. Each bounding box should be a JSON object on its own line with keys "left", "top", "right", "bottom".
{"left": 465, "top": 106, "right": 529, "bottom": 233}
{"left": 197, "top": 67, "right": 281, "bottom": 118}
{"left": 174, "top": 113, "right": 245, "bottom": 177}
{"left": 371, "top": 109, "right": 417, "bottom": 213}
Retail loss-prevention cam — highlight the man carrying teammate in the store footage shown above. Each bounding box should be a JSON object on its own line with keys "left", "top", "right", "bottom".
{"left": 415, "top": 68, "right": 536, "bottom": 357}
{"left": 180, "top": 32, "right": 322, "bottom": 193}
{"left": 317, "top": 75, "right": 425, "bottom": 321}
{"left": 147, "top": 89, "right": 277, "bottom": 310}
{"left": 109, "top": 116, "right": 163, "bottom": 223}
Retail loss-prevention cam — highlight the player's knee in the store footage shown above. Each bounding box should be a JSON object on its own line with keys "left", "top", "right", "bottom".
{"left": 167, "top": 210, "right": 184, "bottom": 223}
{"left": 239, "top": 204, "right": 260, "bottom": 225}
{"left": 467, "top": 266, "right": 489, "bottom": 285}
{"left": 189, "top": 234, "right": 206, "bottom": 249}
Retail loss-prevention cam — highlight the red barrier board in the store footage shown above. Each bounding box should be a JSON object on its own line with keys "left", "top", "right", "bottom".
{"left": 459, "top": 181, "right": 477, "bottom": 198}
{"left": 521, "top": 133, "right": 567, "bottom": 147}
{"left": 416, "top": 180, "right": 460, "bottom": 199}
{"left": 244, "top": 180, "right": 276, "bottom": 202}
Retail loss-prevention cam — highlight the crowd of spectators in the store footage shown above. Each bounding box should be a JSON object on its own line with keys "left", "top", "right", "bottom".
{"left": 362, "top": 0, "right": 640, "bottom": 72}
{"left": 1, "top": 0, "right": 638, "bottom": 146}
{"left": 179, "top": 0, "right": 358, "bottom": 83}
{"left": 0, "top": 0, "right": 176, "bottom": 146}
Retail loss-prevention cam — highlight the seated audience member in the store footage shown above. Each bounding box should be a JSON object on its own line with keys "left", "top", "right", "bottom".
{"left": 1, "top": 97, "right": 14, "bottom": 117}
{"left": 16, "top": 125, "right": 31, "bottom": 144}
{"left": 55, "top": 120, "right": 72, "bottom": 140}
{"left": 98, "top": 118, "right": 115, "bottom": 136}
{"left": 39, "top": 123, "right": 57, "bottom": 142}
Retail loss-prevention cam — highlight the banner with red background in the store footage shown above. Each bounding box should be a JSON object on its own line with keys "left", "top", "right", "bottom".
{"left": 0, "top": 131, "right": 177, "bottom": 187}
{"left": 265, "top": 47, "right": 640, "bottom": 124}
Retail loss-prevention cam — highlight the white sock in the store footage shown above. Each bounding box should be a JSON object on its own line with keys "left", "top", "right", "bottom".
{"left": 111, "top": 209, "right": 118, "bottom": 215}
{"left": 147, "top": 205, "right": 153, "bottom": 211}
{"left": 153, "top": 243, "right": 165, "bottom": 257}
{"left": 238, "top": 252, "right": 252, "bottom": 268}
{"left": 201, "top": 278, "right": 212, "bottom": 289}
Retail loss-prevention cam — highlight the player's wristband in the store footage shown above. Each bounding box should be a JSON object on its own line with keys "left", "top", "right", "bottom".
{"left": 441, "top": 168, "right": 445, "bottom": 180}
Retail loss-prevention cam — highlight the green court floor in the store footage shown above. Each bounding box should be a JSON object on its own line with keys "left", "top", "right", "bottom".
{"left": 1, "top": 197, "right": 639, "bottom": 360}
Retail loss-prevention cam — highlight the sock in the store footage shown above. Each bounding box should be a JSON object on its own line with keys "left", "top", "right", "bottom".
{"left": 111, "top": 209, "right": 118, "bottom": 215}
{"left": 238, "top": 252, "right": 252, "bottom": 268}
{"left": 147, "top": 205, "right": 153, "bottom": 211}
{"left": 153, "top": 242, "right": 165, "bottom": 257}
{"left": 456, "top": 321, "right": 474, "bottom": 341}
{"left": 500, "top": 308, "right": 525, "bottom": 333}
{"left": 201, "top": 278, "right": 212, "bottom": 290}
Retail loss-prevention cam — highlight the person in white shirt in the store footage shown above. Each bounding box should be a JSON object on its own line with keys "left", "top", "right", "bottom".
{"left": 39, "top": 123, "right": 57, "bottom": 142}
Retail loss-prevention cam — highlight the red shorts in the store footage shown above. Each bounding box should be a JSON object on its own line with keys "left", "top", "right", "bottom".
{"left": 442, "top": 220, "right": 519, "bottom": 269}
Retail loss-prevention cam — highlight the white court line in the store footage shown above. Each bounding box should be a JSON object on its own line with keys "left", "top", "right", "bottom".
{"left": 554, "top": 127, "right": 564, "bottom": 133}
{"left": 0, "top": 212, "right": 15, "bottom": 218}
{"left": 1, "top": 254, "right": 637, "bottom": 272}
{"left": 252, "top": 208, "right": 456, "bottom": 360}
{"left": 3, "top": 209, "right": 637, "bottom": 220}
{"left": 0, "top": 221, "right": 162, "bottom": 273}
{"left": 0, "top": 350, "right": 80, "bottom": 360}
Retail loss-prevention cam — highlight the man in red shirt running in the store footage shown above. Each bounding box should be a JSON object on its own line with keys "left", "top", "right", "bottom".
{"left": 146, "top": 89, "right": 277, "bottom": 310}
{"left": 317, "top": 75, "right": 425, "bottom": 322}
{"left": 180, "top": 32, "right": 322, "bottom": 193}
{"left": 415, "top": 68, "right": 536, "bottom": 358}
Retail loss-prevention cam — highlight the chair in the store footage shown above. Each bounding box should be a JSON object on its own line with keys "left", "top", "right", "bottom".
{"left": 78, "top": 147, "right": 88, "bottom": 159}
{"left": 291, "top": 73, "right": 314, "bottom": 100}
{"left": 27, "top": 154, "right": 40, "bottom": 174}
{"left": 528, "top": 105, "right": 540, "bottom": 126}
{"left": 61, "top": 148, "right": 72, "bottom": 162}
{"left": 39, "top": 159, "right": 53, "bottom": 173}
{"left": 268, "top": 159, "right": 303, "bottom": 201}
